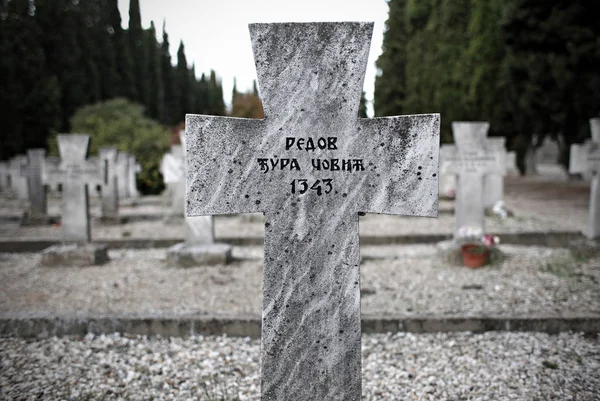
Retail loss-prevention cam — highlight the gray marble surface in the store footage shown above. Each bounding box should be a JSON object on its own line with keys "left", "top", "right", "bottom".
{"left": 186, "top": 22, "right": 439, "bottom": 400}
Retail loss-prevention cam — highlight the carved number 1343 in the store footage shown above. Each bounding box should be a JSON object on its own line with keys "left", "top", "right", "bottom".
{"left": 290, "top": 179, "right": 333, "bottom": 196}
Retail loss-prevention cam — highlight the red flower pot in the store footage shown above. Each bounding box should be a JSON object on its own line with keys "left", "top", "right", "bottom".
{"left": 461, "top": 244, "right": 489, "bottom": 268}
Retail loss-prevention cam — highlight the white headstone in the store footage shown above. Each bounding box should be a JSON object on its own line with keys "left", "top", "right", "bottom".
{"left": 439, "top": 144, "right": 457, "bottom": 198}
{"left": 46, "top": 135, "right": 100, "bottom": 242}
{"left": 445, "top": 122, "right": 506, "bottom": 238}
{"left": 0, "top": 162, "right": 8, "bottom": 191}
{"left": 127, "top": 155, "right": 139, "bottom": 198}
{"left": 161, "top": 145, "right": 185, "bottom": 216}
{"left": 569, "top": 118, "right": 600, "bottom": 238}
{"left": 116, "top": 152, "right": 130, "bottom": 199}
{"left": 99, "top": 147, "right": 119, "bottom": 219}
{"left": 20, "top": 149, "right": 47, "bottom": 218}
{"left": 483, "top": 137, "right": 508, "bottom": 207}
{"left": 9, "top": 156, "right": 29, "bottom": 200}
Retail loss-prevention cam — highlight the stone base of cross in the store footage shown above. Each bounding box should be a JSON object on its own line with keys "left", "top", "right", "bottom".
{"left": 185, "top": 22, "right": 439, "bottom": 400}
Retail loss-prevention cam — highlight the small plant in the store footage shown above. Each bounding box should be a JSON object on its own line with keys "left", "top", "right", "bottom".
{"left": 456, "top": 226, "right": 500, "bottom": 268}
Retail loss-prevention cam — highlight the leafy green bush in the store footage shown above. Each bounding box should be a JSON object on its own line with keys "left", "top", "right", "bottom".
{"left": 69, "top": 98, "right": 170, "bottom": 194}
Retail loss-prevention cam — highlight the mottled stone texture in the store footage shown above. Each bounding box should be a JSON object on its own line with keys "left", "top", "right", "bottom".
{"left": 185, "top": 22, "right": 439, "bottom": 401}
{"left": 99, "top": 147, "right": 119, "bottom": 220}
{"left": 569, "top": 118, "right": 600, "bottom": 238}
{"left": 446, "top": 122, "right": 505, "bottom": 237}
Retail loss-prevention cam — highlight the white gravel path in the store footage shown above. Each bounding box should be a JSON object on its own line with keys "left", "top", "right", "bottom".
{"left": 1, "top": 332, "right": 598, "bottom": 400}
{"left": 1, "top": 245, "right": 598, "bottom": 318}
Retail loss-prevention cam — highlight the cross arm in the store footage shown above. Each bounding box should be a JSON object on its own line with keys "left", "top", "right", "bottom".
{"left": 185, "top": 114, "right": 269, "bottom": 216}
{"left": 353, "top": 113, "right": 440, "bottom": 217}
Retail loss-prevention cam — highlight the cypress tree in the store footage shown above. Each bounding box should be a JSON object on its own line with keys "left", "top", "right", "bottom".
{"left": 78, "top": 0, "right": 101, "bottom": 104}
{"left": 196, "top": 73, "right": 209, "bottom": 114}
{"left": 145, "top": 21, "right": 163, "bottom": 120}
{"left": 232, "top": 77, "right": 239, "bottom": 105}
{"left": 128, "top": 0, "right": 147, "bottom": 105}
{"left": 502, "top": 0, "right": 600, "bottom": 170}
{"left": 107, "top": 0, "right": 136, "bottom": 100}
{"left": 0, "top": 0, "right": 60, "bottom": 159}
{"left": 94, "top": 0, "right": 119, "bottom": 100}
{"left": 374, "top": 0, "right": 407, "bottom": 117}
{"left": 359, "top": 91, "right": 368, "bottom": 118}
{"left": 160, "top": 20, "right": 177, "bottom": 125}
{"left": 175, "top": 40, "right": 191, "bottom": 121}
{"left": 35, "top": 0, "right": 88, "bottom": 131}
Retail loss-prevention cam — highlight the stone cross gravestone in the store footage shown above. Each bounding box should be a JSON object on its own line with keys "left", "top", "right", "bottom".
{"left": 161, "top": 145, "right": 185, "bottom": 218}
{"left": 185, "top": 22, "right": 439, "bottom": 400}
{"left": 127, "top": 155, "right": 139, "bottom": 198}
{"left": 439, "top": 144, "right": 457, "bottom": 198}
{"left": 9, "top": 156, "right": 29, "bottom": 200}
{"left": 483, "top": 137, "right": 507, "bottom": 207}
{"left": 47, "top": 135, "right": 100, "bottom": 242}
{"left": 569, "top": 118, "right": 600, "bottom": 239}
{"left": 0, "top": 162, "right": 9, "bottom": 191}
{"left": 99, "top": 147, "right": 119, "bottom": 220}
{"left": 42, "top": 157, "right": 61, "bottom": 194}
{"left": 445, "top": 122, "right": 505, "bottom": 237}
{"left": 20, "top": 149, "right": 48, "bottom": 219}
{"left": 116, "top": 152, "right": 130, "bottom": 199}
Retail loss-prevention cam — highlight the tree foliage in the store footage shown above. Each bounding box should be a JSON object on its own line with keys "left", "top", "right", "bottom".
{"left": 0, "top": 0, "right": 227, "bottom": 162}
{"left": 70, "top": 98, "right": 170, "bottom": 194}
{"left": 375, "top": 0, "right": 600, "bottom": 171}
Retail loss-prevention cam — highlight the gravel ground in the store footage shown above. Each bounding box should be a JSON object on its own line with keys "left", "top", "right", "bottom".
{"left": 1, "top": 245, "right": 598, "bottom": 317}
{"left": 0, "top": 212, "right": 569, "bottom": 241}
{"left": 1, "top": 332, "right": 598, "bottom": 400}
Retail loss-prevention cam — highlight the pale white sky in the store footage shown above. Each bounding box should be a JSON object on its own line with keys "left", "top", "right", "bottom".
{"left": 117, "top": 0, "right": 390, "bottom": 117}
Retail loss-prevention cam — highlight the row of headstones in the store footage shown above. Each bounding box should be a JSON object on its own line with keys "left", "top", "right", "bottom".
{"left": 0, "top": 142, "right": 140, "bottom": 229}
{"left": 0, "top": 150, "right": 139, "bottom": 202}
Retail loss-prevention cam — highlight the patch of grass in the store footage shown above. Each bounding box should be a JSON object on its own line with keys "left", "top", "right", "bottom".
{"left": 542, "top": 360, "right": 559, "bottom": 369}
{"left": 540, "top": 253, "right": 578, "bottom": 278}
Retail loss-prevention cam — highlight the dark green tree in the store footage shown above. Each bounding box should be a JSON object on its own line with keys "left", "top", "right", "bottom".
{"left": 207, "top": 70, "right": 225, "bottom": 116}
{"left": 0, "top": 0, "right": 60, "bottom": 159}
{"left": 145, "top": 21, "right": 163, "bottom": 121}
{"left": 93, "top": 0, "right": 119, "bottom": 100}
{"left": 160, "top": 20, "right": 177, "bottom": 125}
{"left": 107, "top": 0, "right": 136, "bottom": 99}
{"left": 501, "top": 0, "right": 600, "bottom": 170}
{"left": 374, "top": 0, "right": 407, "bottom": 117}
{"left": 359, "top": 91, "right": 368, "bottom": 118}
{"left": 128, "top": 0, "right": 147, "bottom": 105}
{"left": 175, "top": 40, "right": 191, "bottom": 121}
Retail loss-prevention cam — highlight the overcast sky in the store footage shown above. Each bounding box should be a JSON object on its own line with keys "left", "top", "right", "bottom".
{"left": 117, "top": 0, "right": 390, "bottom": 116}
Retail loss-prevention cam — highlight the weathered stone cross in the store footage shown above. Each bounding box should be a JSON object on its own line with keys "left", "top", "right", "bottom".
{"left": 99, "top": 147, "right": 119, "bottom": 219}
{"left": 445, "top": 122, "right": 505, "bottom": 237}
{"left": 20, "top": 149, "right": 47, "bottom": 218}
{"left": 47, "top": 135, "right": 100, "bottom": 242}
{"left": 185, "top": 22, "right": 439, "bottom": 400}
{"left": 570, "top": 118, "right": 600, "bottom": 238}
